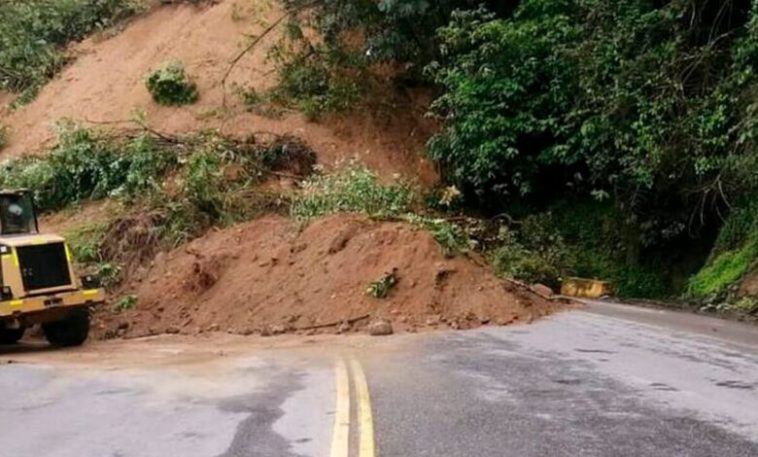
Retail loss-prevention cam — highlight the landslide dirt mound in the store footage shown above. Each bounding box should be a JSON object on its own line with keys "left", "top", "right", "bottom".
{"left": 0, "top": 0, "right": 437, "bottom": 184}
{"left": 100, "top": 214, "right": 558, "bottom": 338}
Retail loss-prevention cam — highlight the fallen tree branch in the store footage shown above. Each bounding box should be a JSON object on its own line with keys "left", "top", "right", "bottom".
{"left": 220, "top": 0, "right": 322, "bottom": 106}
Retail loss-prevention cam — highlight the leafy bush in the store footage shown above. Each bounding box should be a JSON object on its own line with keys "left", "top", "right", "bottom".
{"left": 426, "top": 0, "right": 758, "bottom": 266}
{"left": 0, "top": 124, "right": 176, "bottom": 211}
{"left": 145, "top": 60, "right": 199, "bottom": 106}
{"left": 0, "top": 0, "right": 137, "bottom": 100}
{"left": 490, "top": 227, "right": 562, "bottom": 288}
{"left": 270, "top": 36, "right": 363, "bottom": 119}
{"left": 291, "top": 166, "right": 415, "bottom": 220}
{"left": 402, "top": 213, "right": 469, "bottom": 257}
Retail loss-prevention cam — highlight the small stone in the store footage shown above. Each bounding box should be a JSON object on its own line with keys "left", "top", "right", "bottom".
{"left": 425, "top": 315, "right": 441, "bottom": 326}
{"left": 117, "top": 322, "right": 129, "bottom": 331}
{"left": 336, "top": 321, "right": 351, "bottom": 334}
{"left": 367, "top": 319, "right": 393, "bottom": 336}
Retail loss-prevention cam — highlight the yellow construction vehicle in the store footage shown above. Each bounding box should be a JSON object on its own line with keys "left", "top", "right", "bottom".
{"left": 0, "top": 190, "right": 105, "bottom": 346}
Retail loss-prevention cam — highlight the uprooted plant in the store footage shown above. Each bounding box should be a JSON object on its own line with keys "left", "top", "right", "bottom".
{"left": 145, "top": 60, "right": 199, "bottom": 106}
{"left": 1, "top": 122, "right": 317, "bottom": 290}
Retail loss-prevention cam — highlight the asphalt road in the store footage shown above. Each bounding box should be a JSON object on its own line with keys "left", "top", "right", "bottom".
{"left": 1, "top": 301, "right": 757, "bottom": 457}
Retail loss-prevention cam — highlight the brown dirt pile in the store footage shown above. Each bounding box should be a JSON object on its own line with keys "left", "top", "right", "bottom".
{"left": 100, "top": 214, "right": 559, "bottom": 338}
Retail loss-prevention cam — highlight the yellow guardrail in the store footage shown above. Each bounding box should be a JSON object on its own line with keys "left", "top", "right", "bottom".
{"left": 561, "top": 277, "right": 612, "bottom": 298}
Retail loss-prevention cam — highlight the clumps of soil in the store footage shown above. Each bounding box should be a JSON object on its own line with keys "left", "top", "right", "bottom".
{"left": 98, "top": 214, "right": 560, "bottom": 338}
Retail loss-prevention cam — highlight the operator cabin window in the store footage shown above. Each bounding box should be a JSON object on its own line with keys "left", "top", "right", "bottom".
{"left": 0, "top": 194, "right": 38, "bottom": 235}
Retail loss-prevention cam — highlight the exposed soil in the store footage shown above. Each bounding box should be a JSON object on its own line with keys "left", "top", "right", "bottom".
{"left": 739, "top": 268, "right": 758, "bottom": 297}
{"left": 0, "top": 0, "right": 437, "bottom": 184}
{"left": 98, "top": 214, "right": 559, "bottom": 338}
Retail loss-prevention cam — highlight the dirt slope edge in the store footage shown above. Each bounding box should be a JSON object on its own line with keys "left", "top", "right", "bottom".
{"left": 99, "top": 214, "right": 559, "bottom": 338}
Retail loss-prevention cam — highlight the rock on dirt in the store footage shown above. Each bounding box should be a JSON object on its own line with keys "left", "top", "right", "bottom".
{"left": 97, "top": 214, "right": 560, "bottom": 338}
{"left": 531, "top": 283, "right": 555, "bottom": 298}
{"left": 367, "top": 319, "right": 394, "bottom": 336}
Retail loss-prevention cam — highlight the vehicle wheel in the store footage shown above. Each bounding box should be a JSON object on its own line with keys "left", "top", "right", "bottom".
{"left": 0, "top": 326, "right": 25, "bottom": 344}
{"left": 43, "top": 308, "right": 90, "bottom": 347}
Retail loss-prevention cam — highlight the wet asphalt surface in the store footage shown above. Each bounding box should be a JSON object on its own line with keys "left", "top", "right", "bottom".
{"left": 1, "top": 301, "right": 757, "bottom": 456}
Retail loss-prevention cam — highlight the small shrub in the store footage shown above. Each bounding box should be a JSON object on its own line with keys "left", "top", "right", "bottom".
{"left": 490, "top": 227, "right": 561, "bottom": 287}
{"left": 114, "top": 294, "right": 137, "bottom": 312}
{"left": 402, "top": 214, "right": 469, "bottom": 257}
{"left": 366, "top": 270, "right": 398, "bottom": 299}
{"left": 291, "top": 167, "right": 415, "bottom": 220}
{"left": 145, "top": 60, "right": 199, "bottom": 106}
{"left": 270, "top": 40, "right": 364, "bottom": 120}
{"left": 97, "top": 262, "right": 123, "bottom": 289}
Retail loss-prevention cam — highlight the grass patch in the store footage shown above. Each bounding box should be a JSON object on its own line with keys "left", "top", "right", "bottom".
{"left": 292, "top": 166, "right": 472, "bottom": 256}
{"left": 688, "top": 240, "right": 758, "bottom": 300}
{"left": 291, "top": 167, "right": 415, "bottom": 220}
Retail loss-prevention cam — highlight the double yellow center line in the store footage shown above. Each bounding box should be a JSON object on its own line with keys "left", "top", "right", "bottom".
{"left": 331, "top": 358, "right": 376, "bottom": 457}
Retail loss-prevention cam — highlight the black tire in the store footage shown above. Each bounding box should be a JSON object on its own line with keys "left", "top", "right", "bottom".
{"left": 43, "top": 307, "right": 90, "bottom": 347}
{"left": 0, "top": 326, "right": 25, "bottom": 345}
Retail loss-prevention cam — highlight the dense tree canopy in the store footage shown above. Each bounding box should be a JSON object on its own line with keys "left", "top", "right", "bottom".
{"left": 428, "top": 0, "right": 757, "bottom": 247}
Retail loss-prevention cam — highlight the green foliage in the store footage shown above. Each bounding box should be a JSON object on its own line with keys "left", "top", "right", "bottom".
{"left": 183, "top": 148, "right": 223, "bottom": 218}
{"left": 291, "top": 166, "right": 415, "bottom": 220}
{"left": 730, "top": 296, "right": 758, "bottom": 314}
{"left": 96, "top": 262, "right": 123, "bottom": 289}
{"left": 145, "top": 60, "right": 199, "bottom": 106}
{"left": 286, "top": 0, "right": 486, "bottom": 66}
{"left": 0, "top": 125, "right": 7, "bottom": 151}
{"left": 114, "top": 293, "right": 137, "bottom": 312}
{"left": 270, "top": 37, "right": 363, "bottom": 119}
{"left": 0, "top": 124, "right": 176, "bottom": 211}
{"left": 366, "top": 269, "right": 398, "bottom": 298}
{"left": 711, "top": 198, "right": 758, "bottom": 256}
{"left": 402, "top": 213, "right": 469, "bottom": 257}
{"left": 65, "top": 223, "right": 108, "bottom": 263}
{"left": 490, "top": 226, "right": 562, "bottom": 288}
{"left": 0, "top": 0, "right": 137, "bottom": 99}
{"left": 428, "top": 0, "right": 758, "bottom": 251}
{"left": 688, "top": 240, "right": 758, "bottom": 300}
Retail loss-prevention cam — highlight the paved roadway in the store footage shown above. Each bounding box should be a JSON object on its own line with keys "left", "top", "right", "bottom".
{"left": 1, "top": 301, "right": 757, "bottom": 457}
